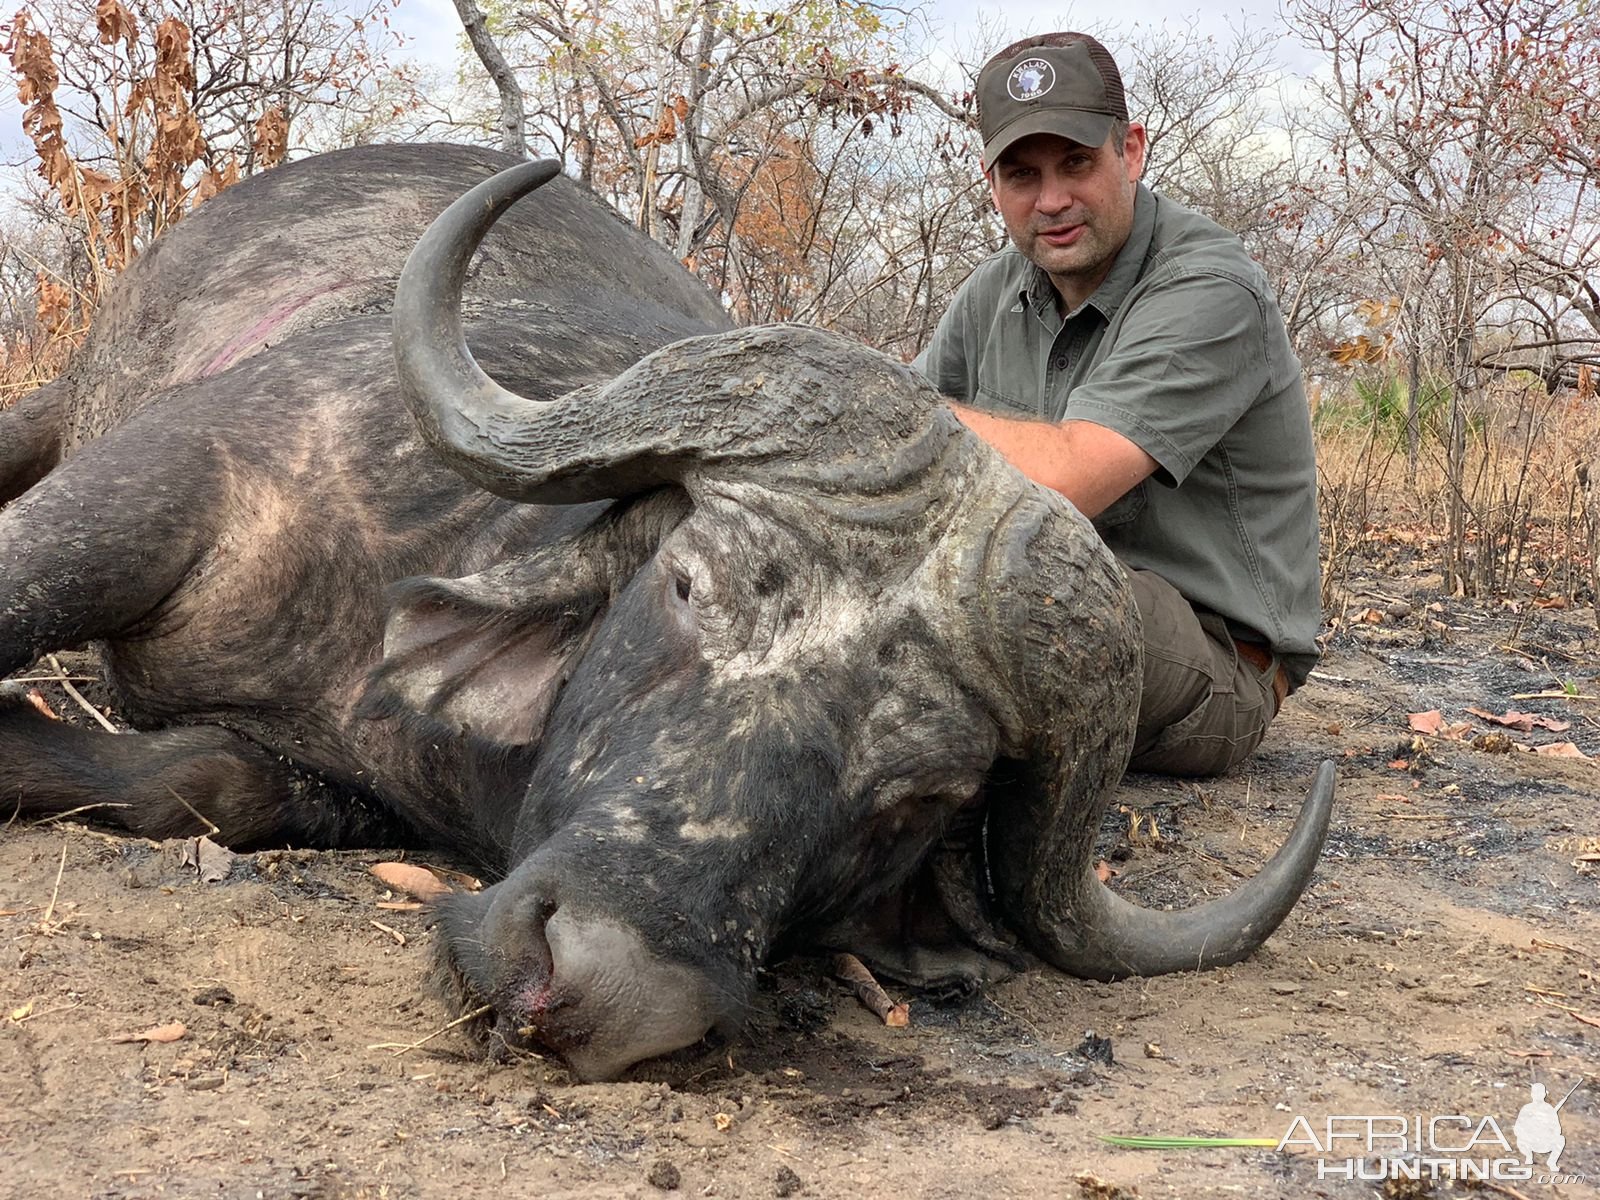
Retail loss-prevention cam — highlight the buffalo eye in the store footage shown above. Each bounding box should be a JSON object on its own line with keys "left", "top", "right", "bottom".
{"left": 674, "top": 571, "right": 692, "bottom": 602}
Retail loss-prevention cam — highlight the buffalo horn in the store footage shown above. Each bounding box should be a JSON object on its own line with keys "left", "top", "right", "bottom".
{"left": 981, "top": 493, "right": 1336, "bottom": 980}
{"left": 393, "top": 161, "right": 944, "bottom": 504}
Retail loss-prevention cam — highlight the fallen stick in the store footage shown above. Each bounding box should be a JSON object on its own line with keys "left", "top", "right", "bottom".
{"left": 41, "top": 839, "right": 68, "bottom": 925}
{"left": 47, "top": 654, "right": 119, "bottom": 733}
{"left": 833, "top": 952, "right": 909, "bottom": 1027}
{"left": 368, "top": 1003, "right": 494, "bottom": 1057}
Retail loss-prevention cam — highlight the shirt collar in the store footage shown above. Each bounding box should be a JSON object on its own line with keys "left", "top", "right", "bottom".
{"left": 1017, "top": 183, "right": 1157, "bottom": 321}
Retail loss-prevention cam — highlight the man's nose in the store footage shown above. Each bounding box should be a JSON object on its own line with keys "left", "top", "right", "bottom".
{"left": 1035, "top": 171, "right": 1074, "bottom": 215}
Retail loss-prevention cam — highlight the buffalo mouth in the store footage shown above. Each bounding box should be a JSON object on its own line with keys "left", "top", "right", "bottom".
{"left": 429, "top": 884, "right": 738, "bottom": 1081}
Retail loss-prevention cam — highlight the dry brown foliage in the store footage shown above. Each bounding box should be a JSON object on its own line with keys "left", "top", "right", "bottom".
{"left": 0, "top": 4, "right": 291, "bottom": 407}
{"left": 1318, "top": 384, "right": 1600, "bottom": 617}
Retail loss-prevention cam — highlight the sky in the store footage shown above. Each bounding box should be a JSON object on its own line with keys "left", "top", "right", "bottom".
{"left": 1, "top": 0, "right": 1320, "bottom": 180}
{"left": 380, "top": 0, "right": 1320, "bottom": 76}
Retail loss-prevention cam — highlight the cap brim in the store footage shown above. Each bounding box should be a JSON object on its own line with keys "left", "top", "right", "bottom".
{"left": 982, "top": 108, "right": 1117, "bottom": 168}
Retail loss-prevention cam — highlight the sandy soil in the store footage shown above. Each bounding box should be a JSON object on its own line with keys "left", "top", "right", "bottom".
{"left": 3, "top": 570, "right": 1597, "bottom": 1200}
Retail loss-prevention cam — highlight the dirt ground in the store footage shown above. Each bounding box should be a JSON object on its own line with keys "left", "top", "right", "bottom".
{"left": 3, "top": 563, "right": 1597, "bottom": 1200}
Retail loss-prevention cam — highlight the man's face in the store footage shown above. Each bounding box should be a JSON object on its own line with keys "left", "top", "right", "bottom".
{"left": 987, "top": 125, "right": 1147, "bottom": 310}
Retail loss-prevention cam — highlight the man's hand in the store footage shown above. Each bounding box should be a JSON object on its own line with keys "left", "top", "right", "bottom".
{"left": 949, "top": 404, "right": 1158, "bottom": 518}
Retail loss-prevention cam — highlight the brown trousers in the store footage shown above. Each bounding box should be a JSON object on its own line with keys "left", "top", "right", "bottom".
{"left": 1126, "top": 570, "right": 1284, "bottom": 778}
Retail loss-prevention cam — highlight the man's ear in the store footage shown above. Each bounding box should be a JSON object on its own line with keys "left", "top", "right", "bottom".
{"left": 1123, "top": 122, "right": 1148, "bottom": 183}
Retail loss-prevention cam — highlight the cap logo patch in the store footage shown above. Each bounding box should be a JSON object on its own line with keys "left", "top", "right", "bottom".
{"left": 1007, "top": 58, "right": 1056, "bottom": 102}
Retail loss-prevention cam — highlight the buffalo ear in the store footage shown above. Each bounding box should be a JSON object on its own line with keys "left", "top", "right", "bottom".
{"left": 360, "top": 564, "right": 603, "bottom": 747}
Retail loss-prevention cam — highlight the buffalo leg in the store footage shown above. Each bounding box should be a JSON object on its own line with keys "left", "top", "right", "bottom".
{"left": 0, "top": 383, "right": 66, "bottom": 507}
{"left": 0, "top": 688, "right": 411, "bottom": 849}
{"left": 0, "top": 418, "right": 229, "bottom": 678}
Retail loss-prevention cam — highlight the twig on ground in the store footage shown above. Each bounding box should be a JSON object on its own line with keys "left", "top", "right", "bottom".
{"left": 18, "top": 839, "right": 71, "bottom": 970}
{"left": 1498, "top": 642, "right": 1541, "bottom": 662}
{"left": 163, "top": 785, "right": 219, "bottom": 837}
{"left": 834, "top": 952, "right": 909, "bottom": 1027}
{"left": 10, "top": 999, "right": 83, "bottom": 1024}
{"left": 34, "top": 802, "right": 132, "bottom": 826}
{"left": 1531, "top": 937, "right": 1598, "bottom": 964}
{"left": 368, "top": 1003, "right": 493, "bottom": 1057}
{"left": 1477, "top": 1181, "right": 1536, "bottom": 1200}
{"left": 46, "top": 654, "right": 118, "bottom": 733}
{"left": 41, "top": 838, "right": 68, "bottom": 925}
{"left": 1511, "top": 691, "right": 1598, "bottom": 702}
{"left": 1194, "top": 848, "right": 1249, "bottom": 879}
{"left": 1378, "top": 811, "right": 1449, "bottom": 821}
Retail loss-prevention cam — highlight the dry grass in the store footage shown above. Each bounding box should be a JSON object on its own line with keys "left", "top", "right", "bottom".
{"left": 1317, "top": 382, "right": 1600, "bottom": 614}
{"left": 0, "top": 328, "right": 76, "bottom": 412}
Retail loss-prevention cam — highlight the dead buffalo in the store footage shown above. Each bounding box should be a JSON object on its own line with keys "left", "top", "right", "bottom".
{"left": 0, "top": 143, "right": 1334, "bottom": 1080}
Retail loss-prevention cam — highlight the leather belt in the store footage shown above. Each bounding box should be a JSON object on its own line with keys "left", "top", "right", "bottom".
{"left": 1234, "top": 638, "right": 1290, "bottom": 715}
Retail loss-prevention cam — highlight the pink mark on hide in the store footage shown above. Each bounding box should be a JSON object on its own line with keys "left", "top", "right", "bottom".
{"left": 515, "top": 979, "right": 560, "bottom": 1016}
{"left": 200, "top": 279, "right": 362, "bottom": 378}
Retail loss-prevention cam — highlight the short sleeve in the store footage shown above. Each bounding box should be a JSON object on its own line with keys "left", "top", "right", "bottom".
{"left": 1062, "top": 273, "right": 1270, "bottom": 486}
{"left": 912, "top": 290, "right": 976, "bottom": 403}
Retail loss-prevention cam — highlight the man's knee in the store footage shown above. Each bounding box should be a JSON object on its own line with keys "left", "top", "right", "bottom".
{"left": 1126, "top": 569, "right": 1279, "bottom": 777}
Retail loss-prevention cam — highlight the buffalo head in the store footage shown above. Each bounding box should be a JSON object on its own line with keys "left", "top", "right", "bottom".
{"left": 376, "top": 161, "right": 1334, "bottom": 1081}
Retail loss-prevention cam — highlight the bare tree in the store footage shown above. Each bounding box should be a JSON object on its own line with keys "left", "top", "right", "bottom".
{"left": 450, "top": 0, "right": 526, "bottom": 156}
{"left": 1286, "top": 0, "right": 1600, "bottom": 592}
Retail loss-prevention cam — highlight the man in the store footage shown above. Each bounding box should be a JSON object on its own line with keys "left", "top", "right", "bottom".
{"left": 916, "top": 33, "right": 1320, "bottom": 777}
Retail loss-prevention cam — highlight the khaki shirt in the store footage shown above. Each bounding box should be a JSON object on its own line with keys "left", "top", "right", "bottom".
{"left": 915, "top": 185, "right": 1320, "bottom": 686}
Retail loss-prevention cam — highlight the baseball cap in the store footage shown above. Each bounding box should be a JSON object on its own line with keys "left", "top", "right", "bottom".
{"left": 977, "top": 35, "right": 1129, "bottom": 166}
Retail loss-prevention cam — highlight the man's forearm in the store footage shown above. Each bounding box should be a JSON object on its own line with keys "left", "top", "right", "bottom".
{"left": 948, "top": 403, "right": 1159, "bottom": 519}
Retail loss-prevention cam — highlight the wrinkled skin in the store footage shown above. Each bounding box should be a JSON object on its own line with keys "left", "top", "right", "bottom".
{"left": 0, "top": 147, "right": 1334, "bottom": 1081}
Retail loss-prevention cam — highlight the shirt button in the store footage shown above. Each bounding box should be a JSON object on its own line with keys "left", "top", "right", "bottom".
{"left": 1053, "top": 356, "right": 1068, "bottom": 371}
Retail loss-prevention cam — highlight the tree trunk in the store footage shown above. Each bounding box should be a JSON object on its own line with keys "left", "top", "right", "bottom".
{"left": 450, "top": 0, "right": 527, "bottom": 158}
{"left": 1447, "top": 328, "right": 1473, "bottom": 594}
{"left": 1405, "top": 301, "right": 1420, "bottom": 487}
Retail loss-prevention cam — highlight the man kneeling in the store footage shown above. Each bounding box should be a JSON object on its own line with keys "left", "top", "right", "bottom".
{"left": 916, "top": 32, "right": 1321, "bottom": 776}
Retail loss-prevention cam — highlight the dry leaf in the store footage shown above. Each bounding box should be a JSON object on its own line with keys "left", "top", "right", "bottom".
{"left": 25, "top": 689, "right": 58, "bottom": 719}
{"left": 370, "top": 862, "right": 452, "bottom": 901}
{"left": 1465, "top": 706, "right": 1572, "bottom": 732}
{"left": 1532, "top": 742, "right": 1590, "bottom": 761}
{"left": 180, "top": 836, "right": 238, "bottom": 883}
{"left": 1534, "top": 596, "right": 1569, "bottom": 609}
{"left": 1094, "top": 859, "right": 1119, "bottom": 883}
{"left": 112, "top": 1021, "right": 187, "bottom": 1043}
{"left": 10, "top": 1002, "right": 34, "bottom": 1022}
{"left": 1408, "top": 710, "right": 1444, "bottom": 734}
{"left": 424, "top": 864, "right": 484, "bottom": 891}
